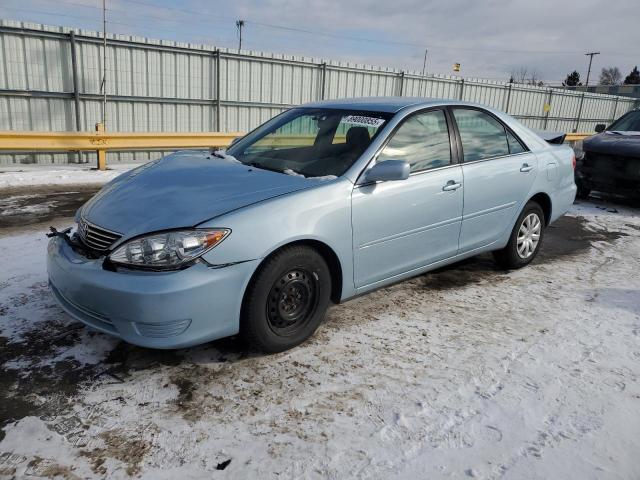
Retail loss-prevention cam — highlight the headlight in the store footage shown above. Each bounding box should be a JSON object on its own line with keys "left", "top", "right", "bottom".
{"left": 109, "top": 229, "right": 230, "bottom": 269}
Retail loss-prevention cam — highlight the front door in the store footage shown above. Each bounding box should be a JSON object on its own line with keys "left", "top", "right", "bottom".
{"left": 351, "top": 109, "right": 464, "bottom": 289}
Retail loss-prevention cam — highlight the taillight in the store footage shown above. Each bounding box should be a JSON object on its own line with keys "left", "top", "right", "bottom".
{"left": 572, "top": 155, "right": 576, "bottom": 170}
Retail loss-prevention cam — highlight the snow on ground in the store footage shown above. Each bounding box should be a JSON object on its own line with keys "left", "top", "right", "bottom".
{"left": 0, "top": 202, "right": 639, "bottom": 479}
{"left": 0, "top": 163, "right": 136, "bottom": 189}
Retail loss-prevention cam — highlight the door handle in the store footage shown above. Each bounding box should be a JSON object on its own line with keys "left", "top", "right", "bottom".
{"left": 442, "top": 180, "right": 462, "bottom": 191}
{"left": 520, "top": 163, "right": 534, "bottom": 173}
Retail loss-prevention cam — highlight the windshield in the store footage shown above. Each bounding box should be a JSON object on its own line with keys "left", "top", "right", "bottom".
{"left": 608, "top": 110, "right": 640, "bottom": 132}
{"left": 227, "top": 108, "right": 392, "bottom": 177}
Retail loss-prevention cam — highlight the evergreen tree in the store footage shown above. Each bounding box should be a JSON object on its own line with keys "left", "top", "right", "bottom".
{"left": 562, "top": 70, "right": 582, "bottom": 86}
{"left": 623, "top": 66, "right": 640, "bottom": 85}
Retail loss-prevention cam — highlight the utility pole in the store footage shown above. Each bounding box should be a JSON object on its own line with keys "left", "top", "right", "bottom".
{"left": 418, "top": 48, "right": 428, "bottom": 97}
{"left": 236, "top": 20, "right": 245, "bottom": 53}
{"left": 584, "top": 51, "right": 600, "bottom": 87}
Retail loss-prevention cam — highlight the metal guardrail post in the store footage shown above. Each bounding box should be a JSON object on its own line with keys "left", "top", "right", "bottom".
{"left": 458, "top": 78, "right": 465, "bottom": 100}
{"left": 396, "top": 71, "right": 405, "bottom": 96}
{"left": 319, "top": 62, "right": 327, "bottom": 100}
{"left": 69, "top": 32, "right": 82, "bottom": 132}
{"left": 215, "top": 49, "right": 221, "bottom": 131}
{"left": 543, "top": 89, "right": 553, "bottom": 130}
{"left": 504, "top": 83, "right": 512, "bottom": 113}
{"left": 610, "top": 97, "right": 619, "bottom": 124}
{"left": 94, "top": 122, "right": 106, "bottom": 170}
{"left": 69, "top": 31, "right": 83, "bottom": 164}
{"left": 574, "top": 92, "right": 585, "bottom": 133}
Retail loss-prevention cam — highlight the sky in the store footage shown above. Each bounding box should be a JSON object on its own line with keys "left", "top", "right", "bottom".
{"left": 1, "top": 0, "right": 639, "bottom": 84}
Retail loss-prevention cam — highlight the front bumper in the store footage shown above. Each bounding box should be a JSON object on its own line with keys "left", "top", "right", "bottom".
{"left": 577, "top": 153, "right": 640, "bottom": 196}
{"left": 47, "top": 236, "right": 258, "bottom": 349}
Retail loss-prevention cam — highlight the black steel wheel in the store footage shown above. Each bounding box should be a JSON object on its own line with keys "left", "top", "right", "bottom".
{"left": 266, "top": 268, "right": 319, "bottom": 335}
{"left": 241, "top": 245, "right": 331, "bottom": 353}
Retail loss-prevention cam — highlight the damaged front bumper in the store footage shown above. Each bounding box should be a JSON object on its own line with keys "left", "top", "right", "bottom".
{"left": 47, "top": 234, "right": 259, "bottom": 349}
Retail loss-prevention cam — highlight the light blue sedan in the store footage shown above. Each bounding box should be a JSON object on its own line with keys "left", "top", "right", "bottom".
{"left": 47, "top": 97, "right": 577, "bottom": 352}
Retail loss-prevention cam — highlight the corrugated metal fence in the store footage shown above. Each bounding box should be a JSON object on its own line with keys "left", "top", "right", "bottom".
{"left": 1, "top": 19, "right": 638, "bottom": 165}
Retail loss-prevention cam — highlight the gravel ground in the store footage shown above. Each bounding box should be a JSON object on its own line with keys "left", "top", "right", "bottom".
{"left": 0, "top": 192, "right": 639, "bottom": 479}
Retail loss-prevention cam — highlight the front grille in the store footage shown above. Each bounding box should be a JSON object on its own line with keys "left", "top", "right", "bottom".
{"left": 78, "top": 218, "right": 122, "bottom": 252}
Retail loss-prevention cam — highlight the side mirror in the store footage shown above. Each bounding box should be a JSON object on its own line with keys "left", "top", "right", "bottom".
{"left": 365, "top": 160, "right": 410, "bottom": 182}
{"left": 594, "top": 124, "right": 606, "bottom": 133}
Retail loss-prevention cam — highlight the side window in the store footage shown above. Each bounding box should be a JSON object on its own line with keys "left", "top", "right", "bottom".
{"left": 506, "top": 130, "right": 526, "bottom": 154}
{"left": 377, "top": 110, "right": 451, "bottom": 173}
{"left": 453, "top": 109, "right": 510, "bottom": 161}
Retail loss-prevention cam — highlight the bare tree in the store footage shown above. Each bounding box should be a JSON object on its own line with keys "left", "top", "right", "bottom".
{"left": 510, "top": 67, "right": 544, "bottom": 86}
{"left": 598, "top": 67, "right": 622, "bottom": 85}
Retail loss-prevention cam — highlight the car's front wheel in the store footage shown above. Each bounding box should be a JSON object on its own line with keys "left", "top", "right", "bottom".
{"left": 493, "top": 201, "right": 545, "bottom": 269}
{"left": 576, "top": 185, "right": 591, "bottom": 200}
{"left": 240, "top": 245, "right": 331, "bottom": 353}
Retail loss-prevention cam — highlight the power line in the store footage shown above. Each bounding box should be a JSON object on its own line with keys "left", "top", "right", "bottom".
{"left": 3, "top": 2, "right": 636, "bottom": 58}
{"left": 245, "top": 20, "right": 588, "bottom": 55}
{"left": 0, "top": 6, "right": 235, "bottom": 45}
{"left": 27, "top": 0, "right": 609, "bottom": 57}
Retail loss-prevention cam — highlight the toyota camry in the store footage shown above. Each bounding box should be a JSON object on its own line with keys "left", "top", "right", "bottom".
{"left": 47, "top": 97, "right": 577, "bottom": 352}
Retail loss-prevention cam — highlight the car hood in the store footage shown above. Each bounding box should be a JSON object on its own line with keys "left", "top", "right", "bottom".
{"left": 80, "top": 152, "right": 316, "bottom": 241}
{"left": 583, "top": 131, "right": 640, "bottom": 157}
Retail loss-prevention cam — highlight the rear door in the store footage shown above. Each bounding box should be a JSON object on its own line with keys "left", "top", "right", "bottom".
{"left": 451, "top": 107, "right": 538, "bottom": 253}
{"left": 351, "top": 108, "right": 464, "bottom": 289}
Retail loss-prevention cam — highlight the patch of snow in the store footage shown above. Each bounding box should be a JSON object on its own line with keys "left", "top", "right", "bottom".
{"left": 283, "top": 168, "right": 306, "bottom": 177}
{"left": 0, "top": 199, "right": 56, "bottom": 217}
{"left": 211, "top": 150, "right": 241, "bottom": 163}
{"left": 0, "top": 164, "right": 136, "bottom": 189}
{"left": 0, "top": 202, "right": 639, "bottom": 478}
{"left": 283, "top": 168, "right": 337, "bottom": 181}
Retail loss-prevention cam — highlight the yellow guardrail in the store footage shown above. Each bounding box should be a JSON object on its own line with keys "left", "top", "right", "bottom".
{"left": 0, "top": 126, "right": 242, "bottom": 170}
{"left": 565, "top": 133, "right": 591, "bottom": 142}
{"left": 0, "top": 127, "right": 593, "bottom": 171}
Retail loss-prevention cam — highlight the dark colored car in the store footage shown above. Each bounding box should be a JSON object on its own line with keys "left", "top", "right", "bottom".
{"left": 576, "top": 109, "right": 640, "bottom": 199}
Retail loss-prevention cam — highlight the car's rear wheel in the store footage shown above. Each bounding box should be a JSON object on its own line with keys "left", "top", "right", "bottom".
{"left": 240, "top": 245, "right": 331, "bottom": 353}
{"left": 493, "top": 201, "right": 545, "bottom": 269}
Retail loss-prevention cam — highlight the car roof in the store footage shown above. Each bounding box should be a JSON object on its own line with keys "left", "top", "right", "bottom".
{"left": 301, "top": 96, "right": 466, "bottom": 113}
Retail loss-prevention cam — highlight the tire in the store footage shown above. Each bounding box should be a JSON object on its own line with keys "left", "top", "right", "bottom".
{"left": 240, "top": 245, "right": 331, "bottom": 353}
{"left": 576, "top": 186, "right": 591, "bottom": 200}
{"left": 493, "top": 201, "right": 545, "bottom": 270}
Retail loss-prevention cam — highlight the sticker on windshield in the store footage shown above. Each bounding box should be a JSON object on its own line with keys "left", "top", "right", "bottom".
{"left": 342, "top": 115, "right": 385, "bottom": 128}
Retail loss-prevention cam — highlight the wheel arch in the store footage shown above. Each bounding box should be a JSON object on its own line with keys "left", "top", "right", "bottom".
{"left": 245, "top": 239, "right": 344, "bottom": 305}
{"left": 527, "top": 191, "right": 552, "bottom": 226}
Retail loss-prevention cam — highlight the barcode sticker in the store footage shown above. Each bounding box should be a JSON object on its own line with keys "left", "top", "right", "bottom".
{"left": 342, "top": 115, "right": 385, "bottom": 128}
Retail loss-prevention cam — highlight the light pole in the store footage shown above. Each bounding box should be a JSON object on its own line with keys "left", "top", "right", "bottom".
{"left": 584, "top": 51, "right": 600, "bottom": 87}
